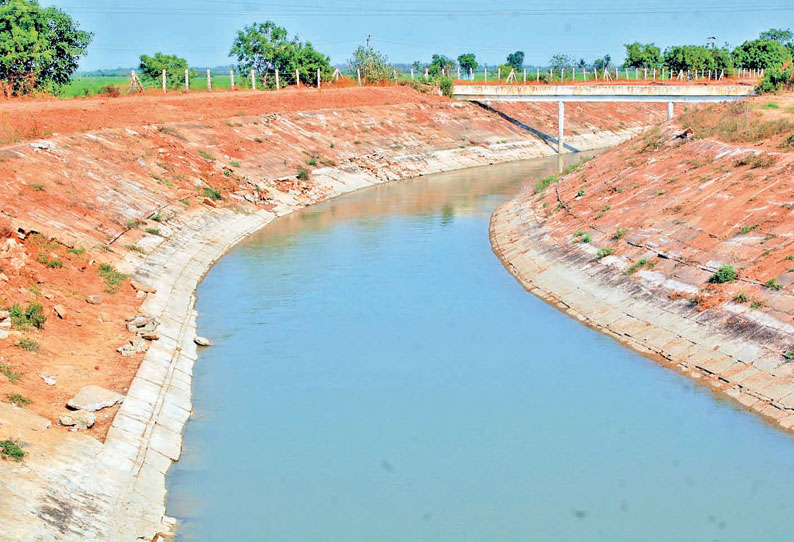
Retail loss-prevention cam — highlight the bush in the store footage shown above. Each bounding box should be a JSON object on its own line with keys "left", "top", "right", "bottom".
{"left": 297, "top": 168, "right": 309, "bottom": 180}
{"left": 710, "top": 264, "right": 737, "bottom": 284}
{"left": 0, "top": 440, "right": 25, "bottom": 462}
{"left": 8, "top": 303, "right": 46, "bottom": 330}
{"left": 139, "top": 52, "right": 195, "bottom": 89}
{"left": 438, "top": 76, "right": 453, "bottom": 98}
{"left": 756, "top": 65, "right": 794, "bottom": 94}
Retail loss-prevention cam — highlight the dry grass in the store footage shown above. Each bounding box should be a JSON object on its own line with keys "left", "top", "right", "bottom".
{"left": 679, "top": 102, "right": 794, "bottom": 144}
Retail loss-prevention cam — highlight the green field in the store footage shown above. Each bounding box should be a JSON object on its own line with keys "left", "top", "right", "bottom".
{"left": 58, "top": 73, "right": 255, "bottom": 98}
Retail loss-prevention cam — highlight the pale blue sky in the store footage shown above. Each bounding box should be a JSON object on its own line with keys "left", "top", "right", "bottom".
{"left": 48, "top": 0, "right": 794, "bottom": 70}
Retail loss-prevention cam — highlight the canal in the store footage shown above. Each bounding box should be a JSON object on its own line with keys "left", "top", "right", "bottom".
{"left": 167, "top": 155, "right": 794, "bottom": 541}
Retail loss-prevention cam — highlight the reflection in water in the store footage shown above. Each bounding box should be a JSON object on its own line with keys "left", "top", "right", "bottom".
{"left": 167, "top": 154, "right": 794, "bottom": 542}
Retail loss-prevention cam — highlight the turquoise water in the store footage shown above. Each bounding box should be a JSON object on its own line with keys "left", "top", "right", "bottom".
{"left": 167, "top": 156, "right": 794, "bottom": 542}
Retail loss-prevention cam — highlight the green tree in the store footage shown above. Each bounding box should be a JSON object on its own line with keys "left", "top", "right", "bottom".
{"left": 348, "top": 45, "right": 392, "bottom": 83}
{"left": 139, "top": 53, "right": 194, "bottom": 89}
{"left": 428, "top": 54, "right": 455, "bottom": 76}
{"left": 623, "top": 42, "right": 661, "bottom": 68}
{"left": 457, "top": 53, "right": 477, "bottom": 75}
{"left": 506, "top": 50, "right": 524, "bottom": 71}
{"left": 593, "top": 54, "right": 612, "bottom": 71}
{"left": 549, "top": 53, "right": 574, "bottom": 74}
{"left": 663, "top": 45, "right": 733, "bottom": 73}
{"left": 733, "top": 39, "right": 791, "bottom": 70}
{"left": 759, "top": 28, "right": 793, "bottom": 44}
{"left": 229, "top": 21, "right": 331, "bottom": 87}
{"left": 0, "top": 0, "right": 92, "bottom": 96}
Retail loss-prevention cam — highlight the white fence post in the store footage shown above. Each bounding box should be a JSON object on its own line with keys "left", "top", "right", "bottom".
{"left": 230, "top": 69, "right": 235, "bottom": 89}
{"left": 207, "top": 68, "right": 212, "bottom": 91}
{"left": 162, "top": 68, "right": 166, "bottom": 93}
{"left": 296, "top": 69, "right": 300, "bottom": 87}
{"left": 275, "top": 68, "right": 279, "bottom": 90}
{"left": 184, "top": 68, "right": 189, "bottom": 92}
{"left": 317, "top": 68, "right": 321, "bottom": 88}
{"left": 251, "top": 69, "right": 256, "bottom": 90}
{"left": 410, "top": 68, "right": 414, "bottom": 80}
{"left": 357, "top": 68, "right": 361, "bottom": 85}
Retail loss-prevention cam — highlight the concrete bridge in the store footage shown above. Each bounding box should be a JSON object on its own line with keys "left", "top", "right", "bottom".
{"left": 453, "top": 84, "right": 756, "bottom": 153}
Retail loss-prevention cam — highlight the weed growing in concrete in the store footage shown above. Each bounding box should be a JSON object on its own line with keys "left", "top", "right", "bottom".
{"left": 596, "top": 247, "right": 614, "bottom": 259}
{"left": 151, "top": 213, "right": 162, "bottom": 222}
{"left": 6, "top": 394, "right": 30, "bottom": 407}
{"left": 576, "top": 188, "right": 585, "bottom": 197}
{"left": 98, "top": 264, "right": 127, "bottom": 293}
{"left": 180, "top": 198, "right": 190, "bottom": 207}
{"left": 737, "top": 153, "right": 778, "bottom": 169}
{"left": 159, "top": 126, "right": 187, "bottom": 140}
{"left": 124, "top": 244, "right": 145, "bottom": 254}
{"left": 69, "top": 247, "right": 85, "bottom": 255}
{"left": 17, "top": 338, "right": 39, "bottom": 352}
{"left": 297, "top": 168, "right": 309, "bottom": 181}
{"left": 306, "top": 157, "right": 317, "bottom": 166}
{"left": 710, "top": 265, "right": 737, "bottom": 284}
{"left": 145, "top": 228, "right": 160, "bottom": 236}
{"left": 751, "top": 299, "right": 764, "bottom": 310}
{"left": 534, "top": 174, "right": 559, "bottom": 193}
{"left": 640, "top": 128, "right": 665, "bottom": 152}
{"left": 0, "top": 363, "right": 21, "bottom": 384}
{"left": 8, "top": 303, "right": 46, "bottom": 330}
{"left": 0, "top": 440, "right": 25, "bottom": 461}
{"left": 198, "top": 149, "right": 215, "bottom": 161}
{"left": 30, "top": 183, "right": 45, "bottom": 191}
{"left": 613, "top": 227, "right": 627, "bottom": 240}
{"left": 202, "top": 186, "right": 223, "bottom": 201}
{"left": 733, "top": 293, "right": 749, "bottom": 303}
{"left": 784, "top": 349, "right": 794, "bottom": 362}
{"left": 573, "top": 231, "right": 591, "bottom": 243}
{"left": 765, "top": 278, "right": 782, "bottom": 291}
{"left": 625, "top": 257, "right": 649, "bottom": 275}
{"left": 126, "top": 219, "right": 139, "bottom": 229}
{"left": 36, "top": 253, "right": 63, "bottom": 269}
{"left": 739, "top": 224, "right": 759, "bottom": 234}
{"left": 230, "top": 160, "right": 241, "bottom": 168}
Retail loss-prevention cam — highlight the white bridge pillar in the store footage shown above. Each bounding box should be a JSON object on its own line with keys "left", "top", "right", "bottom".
{"left": 667, "top": 101, "right": 674, "bottom": 120}
{"left": 558, "top": 101, "right": 564, "bottom": 154}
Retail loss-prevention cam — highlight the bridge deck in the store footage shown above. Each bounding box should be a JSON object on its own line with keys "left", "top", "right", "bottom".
{"left": 453, "top": 84, "right": 755, "bottom": 103}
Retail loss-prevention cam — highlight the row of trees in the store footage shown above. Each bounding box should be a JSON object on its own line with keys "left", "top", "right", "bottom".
{"left": 624, "top": 33, "right": 793, "bottom": 74}
{"left": 3, "top": 0, "right": 793, "bottom": 96}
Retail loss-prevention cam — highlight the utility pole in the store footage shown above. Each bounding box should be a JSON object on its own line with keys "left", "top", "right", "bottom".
{"left": 366, "top": 34, "right": 371, "bottom": 48}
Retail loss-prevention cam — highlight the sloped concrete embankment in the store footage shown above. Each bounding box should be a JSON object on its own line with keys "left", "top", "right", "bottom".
{"left": 490, "top": 192, "right": 794, "bottom": 436}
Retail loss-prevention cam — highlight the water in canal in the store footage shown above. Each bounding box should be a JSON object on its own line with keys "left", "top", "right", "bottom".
{"left": 167, "top": 155, "right": 794, "bottom": 542}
